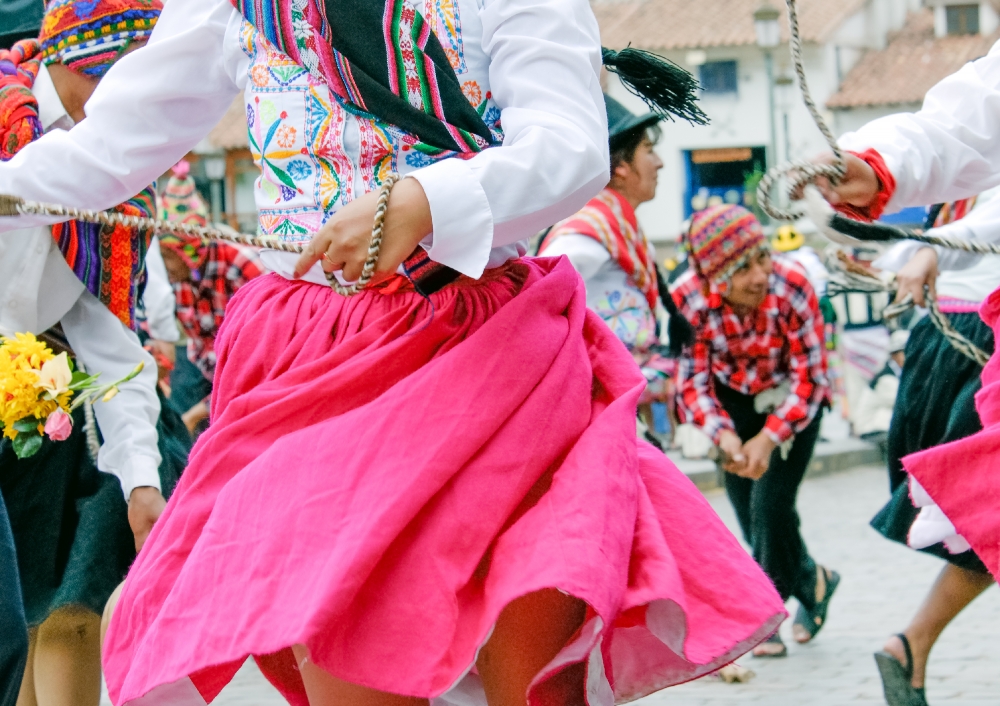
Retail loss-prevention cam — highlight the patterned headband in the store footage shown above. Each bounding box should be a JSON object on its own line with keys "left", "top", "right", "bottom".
{"left": 38, "top": 0, "right": 162, "bottom": 78}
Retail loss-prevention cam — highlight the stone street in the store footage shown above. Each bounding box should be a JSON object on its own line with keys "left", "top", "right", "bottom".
{"left": 103, "top": 465, "right": 1000, "bottom": 706}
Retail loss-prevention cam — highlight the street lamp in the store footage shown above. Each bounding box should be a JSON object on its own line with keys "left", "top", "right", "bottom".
{"left": 754, "top": 1, "right": 781, "bottom": 173}
{"left": 202, "top": 154, "right": 227, "bottom": 225}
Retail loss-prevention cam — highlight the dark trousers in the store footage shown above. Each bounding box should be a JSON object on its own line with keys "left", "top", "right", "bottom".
{"left": 715, "top": 381, "right": 822, "bottom": 608}
{"left": 0, "top": 494, "right": 27, "bottom": 706}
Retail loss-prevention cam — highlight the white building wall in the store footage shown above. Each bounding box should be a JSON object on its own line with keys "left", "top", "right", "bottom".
{"left": 608, "top": 0, "right": 920, "bottom": 244}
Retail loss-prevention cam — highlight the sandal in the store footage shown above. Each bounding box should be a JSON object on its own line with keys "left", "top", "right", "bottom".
{"left": 874, "top": 633, "right": 928, "bottom": 706}
{"left": 793, "top": 566, "right": 840, "bottom": 643}
{"left": 752, "top": 632, "right": 787, "bottom": 658}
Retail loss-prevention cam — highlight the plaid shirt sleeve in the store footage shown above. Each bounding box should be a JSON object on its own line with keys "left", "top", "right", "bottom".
{"left": 764, "top": 266, "right": 829, "bottom": 444}
{"left": 226, "top": 245, "right": 265, "bottom": 289}
{"left": 671, "top": 277, "right": 736, "bottom": 446}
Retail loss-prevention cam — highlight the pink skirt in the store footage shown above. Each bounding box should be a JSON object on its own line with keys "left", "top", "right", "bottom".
{"left": 103, "top": 257, "right": 785, "bottom": 705}
{"left": 903, "top": 287, "right": 1000, "bottom": 581}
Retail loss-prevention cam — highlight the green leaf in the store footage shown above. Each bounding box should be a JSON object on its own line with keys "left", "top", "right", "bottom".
{"left": 68, "top": 373, "right": 101, "bottom": 390}
{"left": 12, "top": 431, "right": 43, "bottom": 459}
{"left": 13, "top": 418, "right": 39, "bottom": 433}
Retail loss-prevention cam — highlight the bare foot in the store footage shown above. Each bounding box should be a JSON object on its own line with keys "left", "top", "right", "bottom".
{"left": 752, "top": 634, "right": 787, "bottom": 658}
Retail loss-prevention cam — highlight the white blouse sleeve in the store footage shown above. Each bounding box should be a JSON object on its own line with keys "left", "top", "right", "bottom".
{"left": 540, "top": 235, "right": 610, "bottom": 281}
{"left": 0, "top": 0, "right": 246, "bottom": 231}
{"left": 409, "top": 0, "right": 610, "bottom": 278}
{"left": 143, "top": 237, "right": 180, "bottom": 342}
{"left": 839, "top": 40, "right": 1000, "bottom": 212}
{"left": 874, "top": 192, "right": 1000, "bottom": 273}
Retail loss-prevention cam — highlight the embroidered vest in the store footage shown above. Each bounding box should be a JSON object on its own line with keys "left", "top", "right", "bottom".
{"left": 239, "top": 0, "right": 503, "bottom": 243}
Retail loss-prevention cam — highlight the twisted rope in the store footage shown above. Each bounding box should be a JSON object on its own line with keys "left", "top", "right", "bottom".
{"left": 756, "top": 0, "right": 991, "bottom": 365}
{"left": 824, "top": 253, "right": 991, "bottom": 366}
{"left": 0, "top": 174, "right": 400, "bottom": 297}
{"left": 756, "top": 0, "right": 845, "bottom": 222}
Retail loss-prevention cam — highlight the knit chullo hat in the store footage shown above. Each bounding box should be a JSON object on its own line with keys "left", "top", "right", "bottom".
{"left": 158, "top": 160, "right": 209, "bottom": 269}
{"left": 38, "top": 0, "right": 162, "bottom": 78}
{"left": 687, "top": 204, "right": 768, "bottom": 285}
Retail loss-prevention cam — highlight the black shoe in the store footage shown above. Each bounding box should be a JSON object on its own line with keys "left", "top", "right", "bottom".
{"left": 874, "top": 633, "right": 928, "bottom": 706}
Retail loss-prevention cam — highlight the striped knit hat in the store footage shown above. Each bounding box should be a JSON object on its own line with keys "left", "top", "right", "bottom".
{"left": 158, "top": 160, "right": 209, "bottom": 269}
{"left": 38, "top": 0, "right": 162, "bottom": 78}
{"left": 687, "top": 204, "right": 767, "bottom": 285}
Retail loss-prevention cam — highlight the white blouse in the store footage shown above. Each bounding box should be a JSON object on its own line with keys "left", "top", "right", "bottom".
{"left": 0, "top": 0, "right": 610, "bottom": 283}
{"left": 840, "top": 38, "right": 1000, "bottom": 272}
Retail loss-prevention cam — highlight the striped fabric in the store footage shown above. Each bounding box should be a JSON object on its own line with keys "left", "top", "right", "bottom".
{"left": 38, "top": 0, "right": 162, "bottom": 78}
{"left": 229, "top": 0, "right": 494, "bottom": 154}
{"left": 540, "top": 188, "right": 658, "bottom": 309}
{"left": 50, "top": 187, "right": 157, "bottom": 329}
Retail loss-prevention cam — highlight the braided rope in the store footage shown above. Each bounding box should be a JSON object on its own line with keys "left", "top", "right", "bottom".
{"left": 0, "top": 174, "right": 400, "bottom": 297}
{"left": 755, "top": 0, "right": 991, "bottom": 365}
{"left": 824, "top": 254, "right": 991, "bottom": 366}
{"left": 756, "top": 0, "right": 845, "bottom": 222}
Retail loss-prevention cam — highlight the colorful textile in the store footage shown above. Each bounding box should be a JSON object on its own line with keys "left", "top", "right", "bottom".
{"left": 902, "top": 288, "right": 1000, "bottom": 581}
{"left": 158, "top": 161, "right": 210, "bottom": 269}
{"left": 38, "top": 0, "right": 162, "bottom": 78}
{"left": 50, "top": 188, "right": 156, "bottom": 329}
{"left": 672, "top": 259, "right": 830, "bottom": 445}
{"left": 0, "top": 40, "right": 42, "bottom": 161}
{"left": 171, "top": 242, "right": 264, "bottom": 381}
{"left": 103, "top": 257, "right": 785, "bottom": 706}
{"left": 239, "top": 19, "right": 502, "bottom": 244}
{"left": 687, "top": 204, "right": 767, "bottom": 286}
{"left": 541, "top": 188, "right": 658, "bottom": 309}
{"left": 230, "top": 0, "right": 494, "bottom": 154}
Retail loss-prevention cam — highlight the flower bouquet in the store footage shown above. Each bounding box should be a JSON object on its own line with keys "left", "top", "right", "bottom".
{"left": 0, "top": 333, "right": 143, "bottom": 459}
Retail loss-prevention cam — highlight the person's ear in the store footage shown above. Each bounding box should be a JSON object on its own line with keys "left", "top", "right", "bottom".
{"left": 611, "top": 159, "right": 632, "bottom": 183}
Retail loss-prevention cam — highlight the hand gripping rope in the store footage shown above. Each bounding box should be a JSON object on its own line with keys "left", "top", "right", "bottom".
{"left": 0, "top": 174, "right": 399, "bottom": 297}
{"left": 756, "top": 0, "right": 997, "bottom": 365}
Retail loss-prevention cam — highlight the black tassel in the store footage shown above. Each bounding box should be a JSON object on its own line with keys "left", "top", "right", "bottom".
{"left": 829, "top": 213, "right": 911, "bottom": 242}
{"left": 602, "top": 46, "right": 708, "bottom": 126}
{"left": 656, "top": 265, "right": 695, "bottom": 355}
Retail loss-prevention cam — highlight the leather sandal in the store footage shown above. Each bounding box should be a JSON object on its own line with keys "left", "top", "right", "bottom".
{"left": 874, "top": 633, "right": 928, "bottom": 706}
{"left": 793, "top": 566, "right": 840, "bottom": 643}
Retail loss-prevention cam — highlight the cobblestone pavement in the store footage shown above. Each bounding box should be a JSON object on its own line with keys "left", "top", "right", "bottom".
{"left": 103, "top": 465, "right": 999, "bottom": 705}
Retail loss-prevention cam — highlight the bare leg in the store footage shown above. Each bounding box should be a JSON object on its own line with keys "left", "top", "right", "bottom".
{"left": 477, "top": 589, "right": 587, "bottom": 706}
{"left": 291, "top": 588, "right": 586, "bottom": 706}
{"left": 32, "top": 607, "right": 102, "bottom": 706}
{"left": 883, "top": 563, "right": 994, "bottom": 688}
{"left": 15, "top": 630, "right": 37, "bottom": 706}
{"left": 291, "top": 645, "right": 429, "bottom": 706}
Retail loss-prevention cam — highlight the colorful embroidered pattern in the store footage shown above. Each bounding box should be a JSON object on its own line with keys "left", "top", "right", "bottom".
{"left": 0, "top": 40, "right": 42, "bottom": 161}
{"left": 230, "top": 0, "right": 494, "bottom": 154}
{"left": 429, "top": 0, "right": 465, "bottom": 72}
{"left": 237, "top": 0, "right": 502, "bottom": 239}
{"left": 593, "top": 290, "right": 657, "bottom": 351}
{"left": 687, "top": 204, "right": 767, "bottom": 285}
{"left": 0, "top": 20, "right": 158, "bottom": 328}
{"left": 51, "top": 187, "right": 156, "bottom": 329}
{"left": 39, "top": 0, "right": 162, "bottom": 78}
{"left": 542, "top": 188, "right": 659, "bottom": 310}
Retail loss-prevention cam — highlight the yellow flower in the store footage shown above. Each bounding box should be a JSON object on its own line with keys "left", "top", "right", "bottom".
{"left": 0, "top": 333, "right": 70, "bottom": 439}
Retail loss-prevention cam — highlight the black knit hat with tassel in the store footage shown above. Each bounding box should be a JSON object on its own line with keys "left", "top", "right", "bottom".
{"left": 602, "top": 46, "right": 708, "bottom": 126}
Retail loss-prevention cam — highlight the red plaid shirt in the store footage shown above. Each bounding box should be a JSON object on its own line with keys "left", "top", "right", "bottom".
{"left": 174, "top": 242, "right": 264, "bottom": 380}
{"left": 671, "top": 258, "right": 829, "bottom": 445}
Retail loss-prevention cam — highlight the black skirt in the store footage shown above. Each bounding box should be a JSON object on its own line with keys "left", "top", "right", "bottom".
{"left": 0, "top": 390, "right": 189, "bottom": 626}
{"left": 870, "top": 312, "right": 992, "bottom": 573}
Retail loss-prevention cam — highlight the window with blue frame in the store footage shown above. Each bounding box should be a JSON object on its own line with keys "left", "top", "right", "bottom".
{"left": 699, "top": 61, "right": 738, "bottom": 95}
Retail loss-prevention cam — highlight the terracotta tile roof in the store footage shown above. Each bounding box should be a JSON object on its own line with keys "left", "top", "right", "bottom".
{"left": 828, "top": 9, "right": 1000, "bottom": 109}
{"left": 206, "top": 96, "right": 249, "bottom": 151}
{"left": 592, "top": 0, "right": 866, "bottom": 51}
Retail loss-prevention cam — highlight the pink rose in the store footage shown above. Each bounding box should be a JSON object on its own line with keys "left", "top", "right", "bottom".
{"left": 44, "top": 409, "right": 73, "bottom": 442}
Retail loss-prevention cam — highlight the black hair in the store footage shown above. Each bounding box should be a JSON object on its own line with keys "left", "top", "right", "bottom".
{"left": 610, "top": 124, "right": 661, "bottom": 171}
{"left": 655, "top": 264, "right": 695, "bottom": 355}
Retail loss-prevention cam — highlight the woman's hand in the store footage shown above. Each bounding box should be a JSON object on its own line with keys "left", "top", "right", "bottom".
{"left": 894, "top": 247, "right": 938, "bottom": 307}
{"left": 736, "top": 432, "right": 777, "bottom": 480}
{"left": 128, "top": 486, "right": 166, "bottom": 552}
{"left": 293, "top": 177, "right": 434, "bottom": 282}
{"left": 804, "top": 152, "right": 880, "bottom": 211}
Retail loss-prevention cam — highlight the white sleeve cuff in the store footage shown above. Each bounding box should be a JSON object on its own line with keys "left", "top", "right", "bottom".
{"left": 409, "top": 160, "right": 494, "bottom": 279}
{"left": 117, "top": 454, "right": 162, "bottom": 500}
